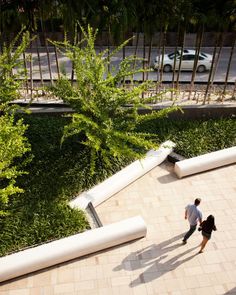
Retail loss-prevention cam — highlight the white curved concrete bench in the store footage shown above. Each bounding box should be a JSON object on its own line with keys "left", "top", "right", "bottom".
{"left": 0, "top": 216, "right": 146, "bottom": 283}
{"left": 70, "top": 140, "right": 175, "bottom": 209}
{"left": 174, "top": 146, "right": 236, "bottom": 178}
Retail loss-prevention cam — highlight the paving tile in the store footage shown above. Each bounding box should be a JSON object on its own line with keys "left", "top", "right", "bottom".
{"left": 54, "top": 283, "right": 74, "bottom": 294}
{"left": 74, "top": 280, "right": 95, "bottom": 291}
{"left": 57, "top": 268, "right": 74, "bottom": 284}
{"left": 1, "top": 162, "right": 236, "bottom": 295}
{"left": 214, "top": 284, "right": 227, "bottom": 295}
{"left": 29, "top": 287, "right": 41, "bottom": 295}
{"left": 32, "top": 270, "right": 52, "bottom": 287}
{"left": 8, "top": 290, "right": 30, "bottom": 295}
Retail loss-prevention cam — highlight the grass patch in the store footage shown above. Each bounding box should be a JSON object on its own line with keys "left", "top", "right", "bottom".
{"left": 0, "top": 114, "right": 131, "bottom": 257}
{"left": 0, "top": 115, "right": 235, "bottom": 256}
{"left": 137, "top": 117, "right": 236, "bottom": 157}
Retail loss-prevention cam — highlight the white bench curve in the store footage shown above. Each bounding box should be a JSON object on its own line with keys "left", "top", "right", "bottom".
{"left": 0, "top": 216, "right": 146, "bottom": 283}
{"left": 70, "top": 140, "right": 175, "bottom": 209}
{"left": 174, "top": 146, "right": 236, "bottom": 178}
{"left": 0, "top": 141, "right": 176, "bottom": 282}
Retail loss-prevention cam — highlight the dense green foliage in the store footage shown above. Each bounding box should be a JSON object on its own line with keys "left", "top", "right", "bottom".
{"left": 0, "top": 115, "right": 235, "bottom": 256}
{"left": 0, "top": 31, "right": 32, "bottom": 216}
{"left": 0, "top": 115, "right": 30, "bottom": 216}
{"left": 137, "top": 117, "right": 236, "bottom": 157}
{"left": 0, "top": 115, "right": 90, "bottom": 257}
{"left": 50, "top": 26, "right": 177, "bottom": 173}
{"left": 1, "top": 0, "right": 235, "bottom": 36}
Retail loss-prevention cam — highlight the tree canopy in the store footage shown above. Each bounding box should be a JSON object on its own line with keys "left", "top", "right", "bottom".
{"left": 0, "top": 0, "right": 235, "bottom": 39}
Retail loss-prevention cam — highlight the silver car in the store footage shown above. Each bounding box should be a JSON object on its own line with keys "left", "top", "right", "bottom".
{"left": 153, "top": 49, "right": 212, "bottom": 73}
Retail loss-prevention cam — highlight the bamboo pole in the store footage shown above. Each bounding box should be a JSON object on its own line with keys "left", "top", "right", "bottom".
{"left": 132, "top": 32, "right": 139, "bottom": 89}
{"left": 23, "top": 52, "right": 29, "bottom": 94}
{"left": 142, "top": 33, "right": 146, "bottom": 83}
{"left": 40, "top": 14, "right": 53, "bottom": 85}
{"left": 156, "top": 28, "right": 163, "bottom": 95}
{"left": 54, "top": 45, "right": 60, "bottom": 80}
{"left": 29, "top": 36, "right": 33, "bottom": 101}
{"left": 71, "top": 24, "right": 78, "bottom": 85}
{"left": 171, "top": 22, "right": 181, "bottom": 97}
{"left": 203, "top": 32, "right": 220, "bottom": 105}
{"left": 221, "top": 36, "right": 236, "bottom": 102}
{"left": 159, "top": 29, "right": 166, "bottom": 90}
{"left": 36, "top": 35, "right": 44, "bottom": 88}
{"left": 188, "top": 25, "right": 204, "bottom": 100}
{"left": 207, "top": 32, "right": 224, "bottom": 104}
{"left": 146, "top": 36, "right": 153, "bottom": 81}
{"left": 176, "top": 26, "right": 186, "bottom": 91}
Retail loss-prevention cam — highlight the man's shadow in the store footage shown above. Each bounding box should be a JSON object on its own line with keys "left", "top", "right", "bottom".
{"left": 113, "top": 233, "right": 198, "bottom": 287}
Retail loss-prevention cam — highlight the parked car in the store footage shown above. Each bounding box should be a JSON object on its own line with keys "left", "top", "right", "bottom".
{"left": 153, "top": 49, "right": 212, "bottom": 73}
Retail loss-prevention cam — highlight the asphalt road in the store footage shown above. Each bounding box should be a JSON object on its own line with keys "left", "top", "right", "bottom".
{"left": 22, "top": 46, "right": 236, "bottom": 83}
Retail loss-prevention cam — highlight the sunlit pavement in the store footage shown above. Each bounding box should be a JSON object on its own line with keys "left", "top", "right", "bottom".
{"left": 1, "top": 161, "right": 236, "bottom": 295}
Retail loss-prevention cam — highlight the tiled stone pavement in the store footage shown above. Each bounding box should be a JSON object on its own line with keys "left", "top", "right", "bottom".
{"left": 1, "top": 162, "right": 236, "bottom": 295}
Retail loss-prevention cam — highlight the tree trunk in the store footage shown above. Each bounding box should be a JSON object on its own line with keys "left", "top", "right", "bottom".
{"left": 107, "top": 24, "right": 111, "bottom": 74}
{"left": 203, "top": 32, "right": 220, "bottom": 105}
{"left": 146, "top": 36, "right": 153, "bottom": 81}
{"left": 133, "top": 32, "right": 139, "bottom": 70}
{"left": 132, "top": 32, "right": 140, "bottom": 87}
{"left": 142, "top": 33, "right": 146, "bottom": 82}
{"left": 36, "top": 35, "right": 44, "bottom": 88}
{"left": 176, "top": 26, "right": 186, "bottom": 91}
{"left": 159, "top": 28, "right": 167, "bottom": 87}
{"left": 171, "top": 22, "right": 181, "bottom": 95}
{"left": 171, "top": 22, "right": 180, "bottom": 99}
{"left": 188, "top": 24, "right": 204, "bottom": 100}
{"left": 29, "top": 34, "right": 33, "bottom": 101}
{"left": 221, "top": 35, "right": 236, "bottom": 102}
{"left": 122, "top": 30, "right": 126, "bottom": 87}
{"left": 156, "top": 27, "right": 163, "bottom": 94}
{"left": 54, "top": 45, "right": 60, "bottom": 80}
{"left": 23, "top": 52, "right": 29, "bottom": 94}
{"left": 71, "top": 24, "right": 78, "bottom": 85}
{"left": 40, "top": 15, "right": 53, "bottom": 85}
{"left": 207, "top": 32, "right": 224, "bottom": 104}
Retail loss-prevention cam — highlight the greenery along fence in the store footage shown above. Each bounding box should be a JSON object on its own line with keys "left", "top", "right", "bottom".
{"left": 7, "top": 37, "right": 236, "bottom": 105}
{"left": 1, "top": 1, "right": 236, "bottom": 104}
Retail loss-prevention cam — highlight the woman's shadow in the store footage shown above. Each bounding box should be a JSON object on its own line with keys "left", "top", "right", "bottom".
{"left": 113, "top": 233, "right": 198, "bottom": 287}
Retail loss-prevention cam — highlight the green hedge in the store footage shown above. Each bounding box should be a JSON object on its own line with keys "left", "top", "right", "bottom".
{"left": 137, "top": 118, "right": 236, "bottom": 158}
{"left": 0, "top": 115, "right": 235, "bottom": 256}
{"left": 0, "top": 114, "right": 132, "bottom": 256}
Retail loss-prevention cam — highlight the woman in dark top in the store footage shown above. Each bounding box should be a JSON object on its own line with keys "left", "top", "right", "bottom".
{"left": 199, "top": 215, "right": 217, "bottom": 253}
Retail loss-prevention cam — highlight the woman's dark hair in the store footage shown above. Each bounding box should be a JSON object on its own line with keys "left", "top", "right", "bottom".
{"left": 206, "top": 215, "right": 215, "bottom": 227}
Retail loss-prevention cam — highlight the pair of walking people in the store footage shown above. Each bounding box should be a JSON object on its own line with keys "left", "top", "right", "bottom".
{"left": 183, "top": 198, "right": 217, "bottom": 253}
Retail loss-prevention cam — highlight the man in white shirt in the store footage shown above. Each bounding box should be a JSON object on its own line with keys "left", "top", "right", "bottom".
{"left": 183, "top": 198, "right": 202, "bottom": 244}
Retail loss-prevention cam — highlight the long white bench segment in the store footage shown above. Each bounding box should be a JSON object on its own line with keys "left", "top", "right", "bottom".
{"left": 174, "top": 146, "right": 236, "bottom": 178}
{"left": 70, "top": 140, "right": 175, "bottom": 209}
{"left": 0, "top": 216, "right": 146, "bottom": 283}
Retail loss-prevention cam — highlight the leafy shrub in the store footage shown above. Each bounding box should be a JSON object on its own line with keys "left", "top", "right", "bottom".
{"left": 50, "top": 25, "right": 178, "bottom": 173}
{"left": 0, "top": 115, "right": 30, "bottom": 216}
{"left": 0, "top": 31, "right": 31, "bottom": 216}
